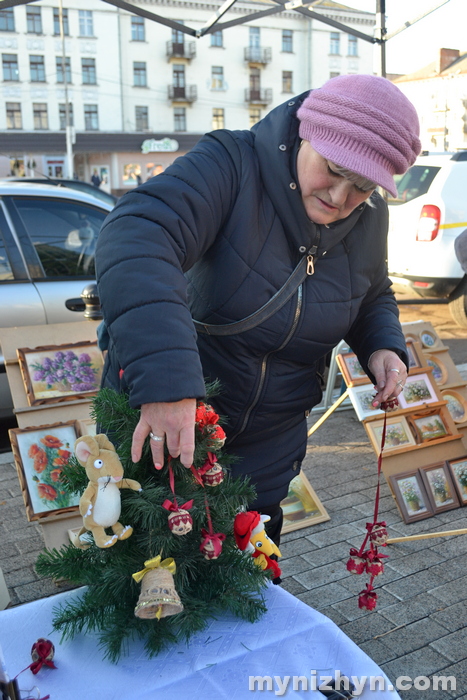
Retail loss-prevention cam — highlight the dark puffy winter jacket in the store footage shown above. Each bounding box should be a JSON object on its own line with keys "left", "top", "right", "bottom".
{"left": 96, "top": 94, "right": 407, "bottom": 506}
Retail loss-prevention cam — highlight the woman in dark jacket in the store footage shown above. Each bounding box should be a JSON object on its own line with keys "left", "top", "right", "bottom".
{"left": 96, "top": 74, "right": 421, "bottom": 542}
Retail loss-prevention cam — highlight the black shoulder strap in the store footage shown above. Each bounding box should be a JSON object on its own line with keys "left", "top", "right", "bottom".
{"left": 193, "top": 255, "right": 308, "bottom": 336}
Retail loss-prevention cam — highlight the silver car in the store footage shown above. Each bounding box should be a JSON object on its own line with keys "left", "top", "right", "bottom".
{"left": 0, "top": 181, "right": 112, "bottom": 417}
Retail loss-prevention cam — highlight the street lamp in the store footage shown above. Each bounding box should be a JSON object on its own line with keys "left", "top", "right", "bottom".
{"left": 59, "top": 0, "right": 74, "bottom": 179}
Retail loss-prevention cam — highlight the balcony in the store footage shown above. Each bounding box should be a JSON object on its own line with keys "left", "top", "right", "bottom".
{"left": 244, "top": 47, "right": 271, "bottom": 65}
{"left": 245, "top": 88, "right": 272, "bottom": 105}
{"left": 168, "top": 85, "right": 197, "bottom": 103}
{"left": 166, "top": 40, "right": 196, "bottom": 60}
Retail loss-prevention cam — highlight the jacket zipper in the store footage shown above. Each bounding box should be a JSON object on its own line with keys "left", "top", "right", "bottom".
{"left": 229, "top": 284, "right": 304, "bottom": 442}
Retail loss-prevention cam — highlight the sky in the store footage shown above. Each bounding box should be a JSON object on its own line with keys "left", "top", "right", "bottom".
{"left": 342, "top": 0, "right": 466, "bottom": 75}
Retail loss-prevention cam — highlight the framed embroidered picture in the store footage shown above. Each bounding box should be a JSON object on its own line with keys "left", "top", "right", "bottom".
{"left": 8, "top": 421, "right": 81, "bottom": 521}
{"left": 448, "top": 458, "right": 467, "bottom": 505}
{"left": 441, "top": 389, "right": 467, "bottom": 424}
{"left": 424, "top": 354, "right": 448, "bottom": 386}
{"left": 397, "top": 373, "right": 438, "bottom": 410}
{"left": 419, "top": 462, "right": 459, "bottom": 513}
{"left": 366, "top": 415, "right": 416, "bottom": 454}
{"left": 389, "top": 470, "right": 433, "bottom": 524}
{"left": 406, "top": 340, "right": 423, "bottom": 371}
{"left": 336, "top": 352, "right": 370, "bottom": 387}
{"left": 17, "top": 341, "right": 104, "bottom": 406}
{"left": 348, "top": 385, "right": 383, "bottom": 421}
{"left": 409, "top": 410, "right": 451, "bottom": 443}
{"left": 280, "top": 472, "right": 329, "bottom": 534}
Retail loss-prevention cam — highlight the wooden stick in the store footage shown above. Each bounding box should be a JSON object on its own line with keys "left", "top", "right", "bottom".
{"left": 307, "top": 389, "right": 349, "bottom": 437}
{"left": 387, "top": 528, "right": 467, "bottom": 544}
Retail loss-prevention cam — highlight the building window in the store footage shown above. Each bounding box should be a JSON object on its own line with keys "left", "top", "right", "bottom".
{"left": 249, "top": 107, "right": 261, "bottom": 128}
{"left": 329, "top": 71, "right": 340, "bottom": 79}
{"left": 211, "top": 66, "right": 224, "bottom": 90}
{"left": 59, "top": 103, "right": 73, "bottom": 129}
{"left": 82, "top": 57, "right": 96, "bottom": 84}
{"left": 330, "top": 32, "right": 340, "bottom": 55}
{"left": 348, "top": 34, "right": 358, "bottom": 56}
{"left": 0, "top": 8, "right": 15, "bottom": 32}
{"left": 2, "top": 53, "right": 19, "bottom": 81}
{"left": 79, "top": 10, "right": 93, "bottom": 37}
{"left": 27, "top": 6, "right": 42, "bottom": 34}
{"left": 174, "top": 107, "right": 186, "bottom": 132}
{"left": 282, "top": 70, "right": 293, "bottom": 93}
{"left": 249, "top": 26, "right": 260, "bottom": 48}
{"left": 135, "top": 105, "right": 148, "bottom": 130}
{"left": 212, "top": 108, "right": 224, "bottom": 130}
{"left": 30, "top": 55, "right": 46, "bottom": 82}
{"left": 53, "top": 8, "right": 69, "bottom": 36}
{"left": 133, "top": 61, "right": 147, "bottom": 87}
{"left": 172, "top": 27, "right": 185, "bottom": 45}
{"left": 33, "top": 103, "right": 48, "bottom": 130}
{"left": 56, "top": 56, "right": 71, "bottom": 83}
{"left": 211, "top": 30, "right": 223, "bottom": 47}
{"left": 131, "top": 15, "right": 145, "bottom": 41}
{"left": 282, "top": 29, "right": 293, "bottom": 53}
{"left": 6, "top": 102, "right": 21, "bottom": 129}
{"left": 84, "top": 104, "right": 98, "bottom": 130}
{"left": 250, "top": 67, "right": 260, "bottom": 93}
{"left": 173, "top": 63, "right": 185, "bottom": 87}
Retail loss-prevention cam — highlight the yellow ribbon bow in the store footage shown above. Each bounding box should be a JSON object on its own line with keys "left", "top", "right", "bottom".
{"left": 132, "top": 555, "right": 176, "bottom": 583}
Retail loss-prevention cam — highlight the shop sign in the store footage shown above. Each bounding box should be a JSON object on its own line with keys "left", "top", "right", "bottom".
{"left": 141, "top": 138, "right": 179, "bottom": 154}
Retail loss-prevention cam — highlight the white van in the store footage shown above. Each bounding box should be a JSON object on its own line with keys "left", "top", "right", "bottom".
{"left": 387, "top": 151, "right": 467, "bottom": 326}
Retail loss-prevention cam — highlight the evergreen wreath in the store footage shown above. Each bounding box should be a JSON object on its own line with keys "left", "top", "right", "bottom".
{"left": 36, "top": 385, "right": 269, "bottom": 662}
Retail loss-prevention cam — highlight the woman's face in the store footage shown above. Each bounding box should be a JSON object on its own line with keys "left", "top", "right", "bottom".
{"left": 297, "top": 141, "right": 375, "bottom": 225}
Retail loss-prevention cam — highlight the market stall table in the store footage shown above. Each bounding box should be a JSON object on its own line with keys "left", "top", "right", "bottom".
{"left": 0, "top": 585, "right": 400, "bottom": 699}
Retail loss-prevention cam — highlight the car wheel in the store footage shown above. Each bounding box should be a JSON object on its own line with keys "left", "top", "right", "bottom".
{"left": 449, "top": 278, "right": 467, "bottom": 328}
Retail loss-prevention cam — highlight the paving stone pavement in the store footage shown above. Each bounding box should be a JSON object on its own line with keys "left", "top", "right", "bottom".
{"left": 1, "top": 406, "right": 466, "bottom": 699}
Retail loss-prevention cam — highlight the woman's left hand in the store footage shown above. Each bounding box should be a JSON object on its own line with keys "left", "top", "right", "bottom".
{"left": 368, "top": 349, "right": 407, "bottom": 410}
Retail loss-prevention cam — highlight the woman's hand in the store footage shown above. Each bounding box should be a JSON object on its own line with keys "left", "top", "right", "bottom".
{"left": 131, "top": 399, "right": 197, "bottom": 470}
{"left": 369, "top": 349, "right": 407, "bottom": 410}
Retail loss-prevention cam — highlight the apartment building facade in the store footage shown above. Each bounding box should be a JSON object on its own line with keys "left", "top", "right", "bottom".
{"left": 0, "top": 0, "right": 375, "bottom": 194}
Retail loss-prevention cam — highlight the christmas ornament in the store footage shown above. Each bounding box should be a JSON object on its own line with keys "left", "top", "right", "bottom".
{"left": 30, "top": 638, "right": 57, "bottom": 675}
{"left": 234, "top": 511, "right": 282, "bottom": 579}
{"left": 162, "top": 499, "right": 193, "bottom": 535}
{"left": 71, "top": 434, "right": 141, "bottom": 549}
{"left": 347, "top": 410, "right": 392, "bottom": 610}
{"left": 367, "top": 521, "right": 388, "bottom": 546}
{"left": 358, "top": 584, "right": 378, "bottom": 611}
{"left": 200, "top": 528, "right": 226, "bottom": 560}
{"left": 202, "top": 462, "right": 224, "bottom": 487}
{"left": 346, "top": 549, "right": 367, "bottom": 575}
{"left": 133, "top": 556, "right": 183, "bottom": 620}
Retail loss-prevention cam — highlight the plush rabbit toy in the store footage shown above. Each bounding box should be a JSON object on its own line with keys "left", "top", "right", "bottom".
{"left": 72, "top": 434, "right": 141, "bottom": 549}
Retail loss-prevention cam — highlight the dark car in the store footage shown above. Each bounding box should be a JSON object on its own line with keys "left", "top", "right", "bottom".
{"left": 1, "top": 177, "right": 118, "bottom": 208}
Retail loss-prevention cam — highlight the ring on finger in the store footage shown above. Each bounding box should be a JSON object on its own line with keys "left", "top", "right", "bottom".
{"left": 389, "top": 368, "right": 400, "bottom": 374}
{"left": 149, "top": 432, "right": 164, "bottom": 442}
{"left": 396, "top": 380, "right": 404, "bottom": 388}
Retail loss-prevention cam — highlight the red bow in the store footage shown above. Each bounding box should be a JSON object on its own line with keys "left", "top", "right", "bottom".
{"left": 30, "top": 639, "right": 57, "bottom": 675}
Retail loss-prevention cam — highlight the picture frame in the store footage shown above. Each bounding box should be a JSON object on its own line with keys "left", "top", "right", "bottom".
{"left": 8, "top": 421, "right": 81, "bottom": 521}
{"left": 280, "top": 472, "right": 329, "bottom": 534}
{"left": 406, "top": 340, "right": 423, "bottom": 371}
{"left": 441, "top": 389, "right": 467, "bottom": 424}
{"left": 389, "top": 470, "right": 433, "bottom": 524}
{"left": 409, "top": 409, "right": 452, "bottom": 443}
{"left": 336, "top": 352, "right": 370, "bottom": 387}
{"left": 448, "top": 458, "right": 467, "bottom": 505}
{"left": 397, "top": 372, "right": 438, "bottom": 409}
{"left": 366, "top": 415, "right": 416, "bottom": 454}
{"left": 17, "top": 341, "right": 104, "bottom": 406}
{"left": 348, "top": 384, "right": 383, "bottom": 421}
{"left": 424, "top": 354, "right": 448, "bottom": 386}
{"left": 419, "top": 329, "right": 439, "bottom": 349}
{"left": 419, "top": 462, "right": 460, "bottom": 513}
{"left": 78, "top": 418, "right": 97, "bottom": 436}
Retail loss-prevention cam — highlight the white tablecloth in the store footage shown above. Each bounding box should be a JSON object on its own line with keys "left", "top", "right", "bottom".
{"left": 0, "top": 585, "right": 400, "bottom": 699}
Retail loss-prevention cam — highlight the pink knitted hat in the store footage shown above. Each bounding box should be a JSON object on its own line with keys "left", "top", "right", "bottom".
{"left": 297, "top": 74, "right": 421, "bottom": 197}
